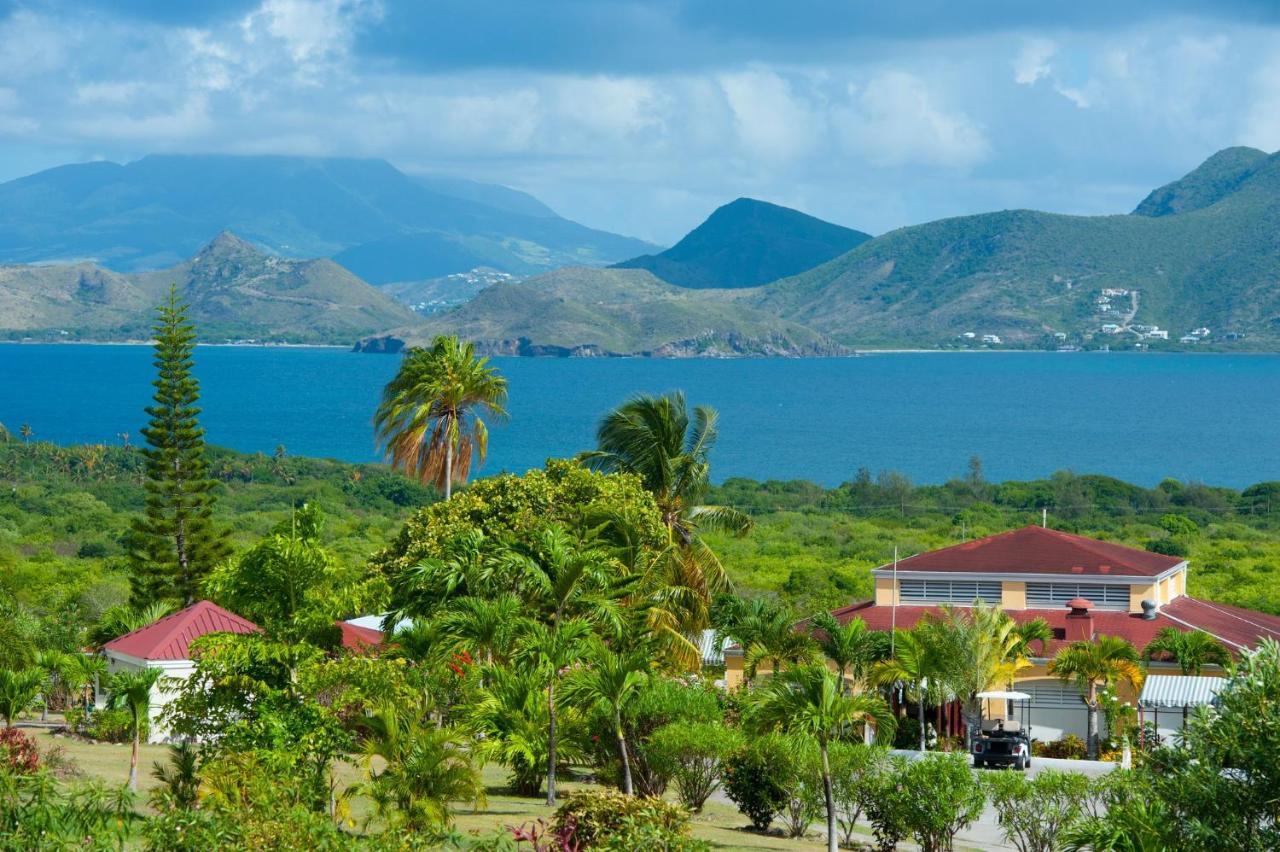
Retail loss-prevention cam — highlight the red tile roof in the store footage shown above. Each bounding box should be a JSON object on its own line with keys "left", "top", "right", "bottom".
{"left": 879, "top": 526, "right": 1183, "bottom": 578}
{"left": 825, "top": 596, "right": 1280, "bottom": 656}
{"left": 102, "top": 601, "right": 261, "bottom": 661}
{"left": 337, "top": 621, "right": 383, "bottom": 653}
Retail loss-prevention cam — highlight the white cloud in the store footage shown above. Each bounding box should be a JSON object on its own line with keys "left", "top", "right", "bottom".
{"left": 1014, "top": 38, "right": 1057, "bottom": 85}
{"left": 836, "top": 72, "right": 990, "bottom": 169}
{"left": 719, "top": 70, "right": 823, "bottom": 162}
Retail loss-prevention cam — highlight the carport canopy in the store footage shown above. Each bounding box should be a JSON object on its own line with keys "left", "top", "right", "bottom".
{"left": 977, "top": 691, "right": 1031, "bottom": 701}
{"left": 1139, "top": 675, "right": 1224, "bottom": 708}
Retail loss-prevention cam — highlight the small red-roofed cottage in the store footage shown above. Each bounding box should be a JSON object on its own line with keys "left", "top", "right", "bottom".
{"left": 99, "top": 600, "right": 260, "bottom": 742}
{"left": 725, "top": 526, "right": 1280, "bottom": 743}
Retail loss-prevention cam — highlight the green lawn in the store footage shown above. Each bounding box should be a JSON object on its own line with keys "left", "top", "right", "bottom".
{"left": 30, "top": 730, "right": 836, "bottom": 849}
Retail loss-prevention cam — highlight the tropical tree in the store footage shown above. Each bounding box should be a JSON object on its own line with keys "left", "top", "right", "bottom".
{"left": 374, "top": 335, "right": 508, "bottom": 499}
{"left": 62, "top": 653, "right": 109, "bottom": 713}
{"left": 749, "top": 664, "right": 895, "bottom": 852}
{"left": 580, "top": 392, "right": 752, "bottom": 601}
{"left": 517, "top": 618, "right": 593, "bottom": 806}
{"left": 561, "top": 638, "right": 651, "bottom": 795}
{"left": 89, "top": 600, "right": 176, "bottom": 647}
{"left": 357, "top": 703, "right": 484, "bottom": 831}
{"left": 718, "top": 597, "right": 816, "bottom": 683}
{"left": 439, "top": 594, "right": 524, "bottom": 667}
{"left": 871, "top": 628, "right": 948, "bottom": 752}
{"left": 34, "top": 651, "right": 68, "bottom": 721}
{"left": 127, "top": 286, "right": 230, "bottom": 605}
{"left": 107, "top": 667, "right": 166, "bottom": 791}
{"left": 19, "top": 423, "right": 32, "bottom": 443}
{"left": 1142, "top": 628, "right": 1231, "bottom": 675}
{"left": 0, "top": 668, "right": 46, "bottom": 728}
{"left": 810, "top": 612, "right": 888, "bottom": 690}
{"left": 1049, "top": 635, "right": 1144, "bottom": 759}
{"left": 0, "top": 422, "right": 10, "bottom": 443}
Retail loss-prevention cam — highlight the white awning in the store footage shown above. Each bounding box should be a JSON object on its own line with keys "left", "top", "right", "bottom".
{"left": 977, "top": 691, "right": 1031, "bottom": 701}
{"left": 1139, "top": 675, "right": 1225, "bottom": 708}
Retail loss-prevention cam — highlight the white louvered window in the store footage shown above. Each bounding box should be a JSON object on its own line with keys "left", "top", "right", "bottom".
{"left": 1022, "top": 681, "right": 1085, "bottom": 708}
{"left": 1025, "top": 582, "right": 1129, "bottom": 610}
{"left": 898, "top": 579, "right": 1001, "bottom": 605}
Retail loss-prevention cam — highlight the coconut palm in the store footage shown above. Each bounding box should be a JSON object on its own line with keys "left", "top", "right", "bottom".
{"left": 1142, "top": 627, "right": 1231, "bottom": 675}
{"left": 1049, "top": 635, "right": 1144, "bottom": 759}
{"left": 809, "top": 612, "right": 888, "bottom": 690}
{"left": 0, "top": 667, "right": 46, "bottom": 728}
{"left": 580, "top": 392, "right": 752, "bottom": 600}
{"left": 561, "top": 638, "right": 651, "bottom": 795}
{"left": 871, "top": 628, "right": 948, "bottom": 752}
{"left": 374, "top": 335, "right": 507, "bottom": 499}
{"left": 749, "top": 664, "right": 895, "bottom": 852}
{"left": 107, "top": 667, "right": 165, "bottom": 790}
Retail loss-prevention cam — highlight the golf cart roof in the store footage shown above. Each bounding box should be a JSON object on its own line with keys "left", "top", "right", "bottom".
{"left": 977, "top": 691, "right": 1031, "bottom": 701}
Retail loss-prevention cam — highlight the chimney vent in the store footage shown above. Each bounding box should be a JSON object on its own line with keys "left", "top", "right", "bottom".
{"left": 1140, "top": 599, "right": 1158, "bottom": 621}
{"left": 1064, "top": 597, "right": 1095, "bottom": 642}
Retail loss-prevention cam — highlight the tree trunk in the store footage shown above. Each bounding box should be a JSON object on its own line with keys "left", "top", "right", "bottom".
{"left": 918, "top": 690, "right": 927, "bottom": 751}
{"left": 821, "top": 742, "right": 837, "bottom": 852}
{"left": 546, "top": 676, "right": 557, "bottom": 806}
{"left": 129, "top": 712, "right": 140, "bottom": 792}
{"left": 444, "top": 441, "right": 453, "bottom": 501}
{"left": 616, "top": 711, "right": 633, "bottom": 796}
{"left": 1086, "top": 684, "right": 1099, "bottom": 760}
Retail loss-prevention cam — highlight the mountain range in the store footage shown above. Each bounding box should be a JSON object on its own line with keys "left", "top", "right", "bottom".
{"left": 0, "top": 232, "right": 418, "bottom": 344}
{"left": 0, "top": 154, "right": 656, "bottom": 282}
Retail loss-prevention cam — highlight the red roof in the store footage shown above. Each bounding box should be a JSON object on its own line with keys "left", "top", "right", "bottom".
{"left": 825, "top": 596, "right": 1280, "bottom": 655}
{"left": 879, "top": 526, "right": 1183, "bottom": 578}
{"left": 102, "top": 601, "right": 260, "bottom": 661}
{"left": 337, "top": 621, "right": 383, "bottom": 653}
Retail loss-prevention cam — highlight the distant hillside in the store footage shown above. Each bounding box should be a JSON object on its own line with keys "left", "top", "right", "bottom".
{"left": 0, "top": 154, "right": 656, "bottom": 282}
{"left": 751, "top": 147, "right": 1280, "bottom": 347}
{"left": 379, "top": 268, "right": 516, "bottom": 315}
{"left": 0, "top": 232, "right": 421, "bottom": 344}
{"left": 356, "top": 267, "right": 844, "bottom": 357}
{"left": 613, "top": 198, "right": 871, "bottom": 288}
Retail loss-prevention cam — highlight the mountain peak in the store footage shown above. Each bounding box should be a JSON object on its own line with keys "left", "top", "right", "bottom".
{"left": 1134, "top": 147, "right": 1273, "bottom": 217}
{"left": 612, "top": 198, "right": 871, "bottom": 289}
{"left": 196, "top": 231, "right": 263, "bottom": 259}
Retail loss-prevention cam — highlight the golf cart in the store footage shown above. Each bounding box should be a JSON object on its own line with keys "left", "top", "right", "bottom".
{"left": 972, "top": 690, "right": 1032, "bottom": 770}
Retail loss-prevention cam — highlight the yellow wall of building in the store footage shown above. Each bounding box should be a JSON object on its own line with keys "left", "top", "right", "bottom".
{"left": 875, "top": 577, "right": 897, "bottom": 607}
{"left": 1130, "top": 582, "right": 1158, "bottom": 612}
{"left": 1002, "top": 581, "right": 1026, "bottom": 610}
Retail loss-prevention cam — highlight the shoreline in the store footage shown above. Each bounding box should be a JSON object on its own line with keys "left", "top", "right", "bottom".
{"left": 0, "top": 339, "right": 348, "bottom": 350}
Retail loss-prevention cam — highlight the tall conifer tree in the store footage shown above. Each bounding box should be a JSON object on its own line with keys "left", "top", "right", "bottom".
{"left": 127, "top": 287, "right": 229, "bottom": 605}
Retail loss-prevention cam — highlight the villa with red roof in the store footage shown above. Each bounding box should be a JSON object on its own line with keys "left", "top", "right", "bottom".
{"left": 97, "top": 601, "right": 386, "bottom": 742}
{"left": 725, "top": 526, "right": 1280, "bottom": 741}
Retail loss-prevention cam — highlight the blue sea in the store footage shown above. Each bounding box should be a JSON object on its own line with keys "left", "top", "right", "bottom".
{"left": 2, "top": 344, "right": 1278, "bottom": 488}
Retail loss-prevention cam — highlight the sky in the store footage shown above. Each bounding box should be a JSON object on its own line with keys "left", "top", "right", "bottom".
{"left": 2, "top": 1, "right": 1280, "bottom": 244}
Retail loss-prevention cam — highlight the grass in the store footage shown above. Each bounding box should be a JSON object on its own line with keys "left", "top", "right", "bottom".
{"left": 29, "top": 730, "right": 834, "bottom": 849}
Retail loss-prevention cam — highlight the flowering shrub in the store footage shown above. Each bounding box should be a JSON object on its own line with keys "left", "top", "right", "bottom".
{"left": 551, "top": 790, "right": 703, "bottom": 850}
{"left": 0, "top": 728, "right": 39, "bottom": 773}
{"left": 1033, "top": 734, "right": 1086, "bottom": 760}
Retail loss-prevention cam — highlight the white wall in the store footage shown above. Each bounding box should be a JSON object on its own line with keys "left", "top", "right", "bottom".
{"left": 101, "top": 652, "right": 194, "bottom": 743}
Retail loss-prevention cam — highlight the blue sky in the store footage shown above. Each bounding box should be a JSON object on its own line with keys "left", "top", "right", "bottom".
{"left": 1, "top": 1, "right": 1278, "bottom": 244}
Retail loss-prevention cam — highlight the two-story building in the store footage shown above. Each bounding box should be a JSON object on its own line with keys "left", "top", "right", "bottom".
{"left": 725, "top": 526, "right": 1280, "bottom": 742}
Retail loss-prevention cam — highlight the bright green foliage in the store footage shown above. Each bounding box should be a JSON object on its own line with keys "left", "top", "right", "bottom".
{"left": 715, "top": 596, "right": 817, "bottom": 682}
{"left": 206, "top": 503, "right": 385, "bottom": 644}
{"left": 808, "top": 611, "right": 889, "bottom": 687}
{"left": 0, "top": 668, "right": 45, "bottom": 728}
{"left": 561, "top": 638, "right": 651, "bottom": 795}
{"left": 871, "top": 628, "right": 951, "bottom": 751}
{"left": 828, "top": 742, "right": 887, "bottom": 848}
{"left": 647, "top": 720, "right": 743, "bottom": 812}
{"left": 469, "top": 666, "right": 576, "bottom": 797}
{"left": 0, "top": 766, "right": 135, "bottom": 851}
{"left": 374, "top": 335, "right": 508, "bottom": 499}
{"left": 984, "top": 769, "right": 1092, "bottom": 852}
{"left": 357, "top": 703, "right": 484, "bottom": 831}
{"left": 722, "top": 732, "right": 815, "bottom": 834}
{"left": 106, "top": 666, "right": 164, "bottom": 791}
{"left": 896, "top": 753, "right": 986, "bottom": 852}
{"left": 552, "top": 789, "right": 705, "bottom": 851}
{"left": 127, "top": 287, "right": 230, "bottom": 605}
{"left": 1142, "top": 627, "right": 1231, "bottom": 674}
{"left": 150, "top": 742, "right": 200, "bottom": 812}
{"left": 1049, "top": 635, "right": 1144, "bottom": 758}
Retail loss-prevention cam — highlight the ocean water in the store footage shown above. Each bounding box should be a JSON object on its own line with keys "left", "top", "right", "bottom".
{"left": 2, "top": 344, "right": 1278, "bottom": 488}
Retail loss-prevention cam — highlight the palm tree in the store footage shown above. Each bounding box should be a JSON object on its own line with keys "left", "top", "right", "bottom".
{"left": 561, "top": 638, "right": 651, "bottom": 795}
{"left": 358, "top": 703, "right": 484, "bottom": 831}
{"left": 1142, "top": 628, "right": 1231, "bottom": 675}
{"left": 871, "top": 628, "right": 946, "bottom": 752}
{"left": 19, "top": 423, "right": 32, "bottom": 444}
{"left": 0, "top": 667, "right": 46, "bottom": 728}
{"left": 1049, "top": 635, "right": 1144, "bottom": 759}
{"left": 107, "top": 667, "right": 165, "bottom": 791}
{"left": 517, "top": 618, "right": 593, "bottom": 806}
{"left": 89, "top": 600, "right": 176, "bottom": 647}
{"left": 580, "top": 392, "right": 752, "bottom": 599}
{"left": 810, "top": 612, "right": 887, "bottom": 690}
{"left": 718, "top": 597, "right": 816, "bottom": 683}
{"left": 35, "top": 650, "right": 68, "bottom": 721}
{"left": 440, "top": 595, "right": 524, "bottom": 667}
{"left": 374, "top": 335, "right": 508, "bottom": 499}
{"left": 63, "top": 653, "right": 109, "bottom": 713}
{"left": 749, "top": 664, "right": 895, "bottom": 852}
{"left": 151, "top": 742, "right": 200, "bottom": 810}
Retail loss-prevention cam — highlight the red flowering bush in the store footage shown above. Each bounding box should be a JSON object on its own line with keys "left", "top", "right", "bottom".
{"left": 0, "top": 728, "right": 40, "bottom": 773}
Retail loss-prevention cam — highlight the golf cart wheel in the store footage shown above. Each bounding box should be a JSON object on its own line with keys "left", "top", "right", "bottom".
{"left": 1016, "top": 757, "right": 1027, "bottom": 771}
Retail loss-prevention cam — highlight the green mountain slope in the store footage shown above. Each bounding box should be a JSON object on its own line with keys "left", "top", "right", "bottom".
{"left": 355, "top": 267, "right": 843, "bottom": 356}
{"left": 613, "top": 197, "right": 870, "bottom": 288}
{"left": 752, "top": 148, "right": 1280, "bottom": 347}
{"left": 1133, "top": 147, "right": 1271, "bottom": 217}
{"left": 0, "top": 154, "right": 656, "bottom": 281}
{"left": 0, "top": 232, "right": 422, "bottom": 344}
